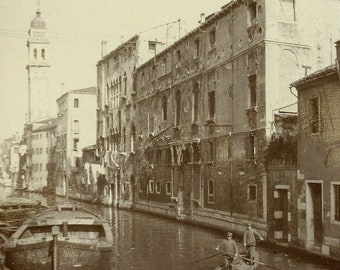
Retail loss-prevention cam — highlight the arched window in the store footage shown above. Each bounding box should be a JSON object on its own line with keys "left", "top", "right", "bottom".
{"left": 106, "top": 83, "right": 110, "bottom": 104}
{"left": 41, "top": 49, "right": 45, "bottom": 59}
{"left": 123, "top": 71, "right": 127, "bottom": 95}
{"left": 33, "top": 48, "right": 37, "bottom": 59}
{"left": 123, "top": 126, "right": 126, "bottom": 152}
{"left": 162, "top": 95, "right": 167, "bottom": 121}
{"left": 175, "top": 90, "right": 181, "bottom": 126}
{"left": 130, "top": 123, "right": 136, "bottom": 152}
{"left": 192, "top": 81, "right": 199, "bottom": 122}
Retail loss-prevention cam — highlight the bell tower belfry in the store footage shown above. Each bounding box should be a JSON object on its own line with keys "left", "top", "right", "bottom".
{"left": 27, "top": 7, "right": 50, "bottom": 123}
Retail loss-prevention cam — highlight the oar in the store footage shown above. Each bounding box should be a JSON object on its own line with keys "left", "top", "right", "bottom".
{"left": 190, "top": 252, "right": 221, "bottom": 264}
{"left": 240, "top": 256, "right": 282, "bottom": 270}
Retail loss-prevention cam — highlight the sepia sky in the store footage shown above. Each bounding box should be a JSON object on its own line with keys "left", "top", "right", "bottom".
{"left": 0, "top": 0, "right": 228, "bottom": 142}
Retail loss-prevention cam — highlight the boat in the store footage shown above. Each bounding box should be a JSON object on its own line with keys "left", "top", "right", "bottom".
{"left": 3, "top": 201, "right": 113, "bottom": 270}
{"left": 0, "top": 222, "right": 18, "bottom": 238}
{"left": 214, "top": 251, "right": 260, "bottom": 270}
{"left": 0, "top": 231, "right": 8, "bottom": 270}
{"left": 0, "top": 197, "right": 44, "bottom": 226}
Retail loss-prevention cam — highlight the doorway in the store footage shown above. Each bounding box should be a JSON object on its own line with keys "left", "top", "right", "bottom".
{"left": 306, "top": 182, "right": 323, "bottom": 248}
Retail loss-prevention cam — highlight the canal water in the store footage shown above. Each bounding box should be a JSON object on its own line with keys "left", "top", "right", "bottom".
{"left": 2, "top": 187, "right": 338, "bottom": 270}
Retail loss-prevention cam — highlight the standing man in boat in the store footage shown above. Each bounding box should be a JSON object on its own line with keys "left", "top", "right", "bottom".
{"left": 215, "top": 232, "right": 239, "bottom": 270}
{"left": 243, "top": 223, "right": 263, "bottom": 262}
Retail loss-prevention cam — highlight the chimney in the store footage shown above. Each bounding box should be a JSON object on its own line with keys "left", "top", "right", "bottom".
{"left": 335, "top": 40, "right": 340, "bottom": 79}
{"left": 199, "top": 13, "right": 205, "bottom": 24}
{"left": 101, "top": 41, "right": 108, "bottom": 58}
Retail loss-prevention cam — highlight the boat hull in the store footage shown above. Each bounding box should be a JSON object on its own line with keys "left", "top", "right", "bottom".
{"left": 5, "top": 240, "right": 111, "bottom": 270}
{"left": 214, "top": 264, "right": 256, "bottom": 270}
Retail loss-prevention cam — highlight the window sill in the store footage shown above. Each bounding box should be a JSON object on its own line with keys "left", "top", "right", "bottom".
{"left": 188, "top": 161, "right": 201, "bottom": 165}
{"left": 206, "top": 119, "right": 216, "bottom": 125}
{"left": 191, "top": 121, "right": 199, "bottom": 126}
{"left": 192, "top": 199, "right": 201, "bottom": 207}
{"left": 171, "top": 196, "right": 178, "bottom": 202}
{"left": 208, "top": 46, "right": 216, "bottom": 53}
{"left": 205, "top": 161, "right": 215, "bottom": 166}
{"left": 330, "top": 220, "right": 340, "bottom": 225}
{"left": 246, "top": 106, "right": 258, "bottom": 112}
{"left": 310, "top": 132, "right": 321, "bottom": 136}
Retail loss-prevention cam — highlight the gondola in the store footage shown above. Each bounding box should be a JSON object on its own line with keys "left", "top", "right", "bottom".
{"left": 3, "top": 201, "right": 113, "bottom": 270}
{"left": 214, "top": 251, "right": 260, "bottom": 270}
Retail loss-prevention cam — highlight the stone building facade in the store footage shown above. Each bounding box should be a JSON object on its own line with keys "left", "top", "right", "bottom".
{"left": 94, "top": 0, "right": 340, "bottom": 237}
{"left": 29, "top": 119, "right": 57, "bottom": 191}
{"left": 131, "top": 0, "right": 340, "bottom": 235}
{"left": 291, "top": 45, "right": 340, "bottom": 258}
{"left": 96, "top": 34, "right": 169, "bottom": 207}
{"left": 21, "top": 119, "right": 57, "bottom": 192}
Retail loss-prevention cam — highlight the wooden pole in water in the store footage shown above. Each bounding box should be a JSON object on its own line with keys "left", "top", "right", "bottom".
{"left": 52, "top": 225, "right": 60, "bottom": 270}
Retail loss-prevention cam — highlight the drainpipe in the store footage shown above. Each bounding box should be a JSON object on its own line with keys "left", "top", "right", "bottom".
{"left": 230, "top": 7, "right": 234, "bottom": 217}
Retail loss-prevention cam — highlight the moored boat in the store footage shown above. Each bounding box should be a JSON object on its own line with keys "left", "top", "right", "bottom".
{"left": 0, "top": 197, "right": 43, "bottom": 226}
{"left": 3, "top": 201, "right": 113, "bottom": 270}
{"left": 0, "top": 231, "right": 8, "bottom": 270}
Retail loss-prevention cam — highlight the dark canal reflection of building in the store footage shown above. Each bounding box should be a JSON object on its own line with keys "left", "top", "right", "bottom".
{"left": 2, "top": 188, "right": 338, "bottom": 270}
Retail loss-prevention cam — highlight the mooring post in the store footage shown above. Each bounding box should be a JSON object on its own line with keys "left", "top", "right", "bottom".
{"left": 52, "top": 225, "right": 60, "bottom": 270}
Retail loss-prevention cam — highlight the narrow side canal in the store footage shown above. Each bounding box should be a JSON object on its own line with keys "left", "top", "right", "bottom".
{"left": 7, "top": 189, "right": 338, "bottom": 270}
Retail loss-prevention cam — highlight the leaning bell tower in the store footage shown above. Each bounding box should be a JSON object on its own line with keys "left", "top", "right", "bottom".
{"left": 27, "top": 7, "right": 50, "bottom": 123}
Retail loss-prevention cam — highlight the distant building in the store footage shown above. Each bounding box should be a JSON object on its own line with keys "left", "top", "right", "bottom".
{"left": 0, "top": 134, "right": 21, "bottom": 186}
{"left": 20, "top": 7, "right": 58, "bottom": 193}
{"left": 23, "top": 118, "right": 57, "bottom": 191}
{"left": 9, "top": 138, "right": 20, "bottom": 187}
{"left": 27, "top": 8, "right": 52, "bottom": 122}
{"left": 55, "top": 87, "right": 97, "bottom": 196}
{"left": 1, "top": 139, "right": 12, "bottom": 180}
{"left": 290, "top": 41, "right": 340, "bottom": 258}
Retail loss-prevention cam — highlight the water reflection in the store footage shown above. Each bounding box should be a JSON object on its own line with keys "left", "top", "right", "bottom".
{"left": 1, "top": 188, "right": 338, "bottom": 270}
{"left": 92, "top": 207, "right": 337, "bottom": 270}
